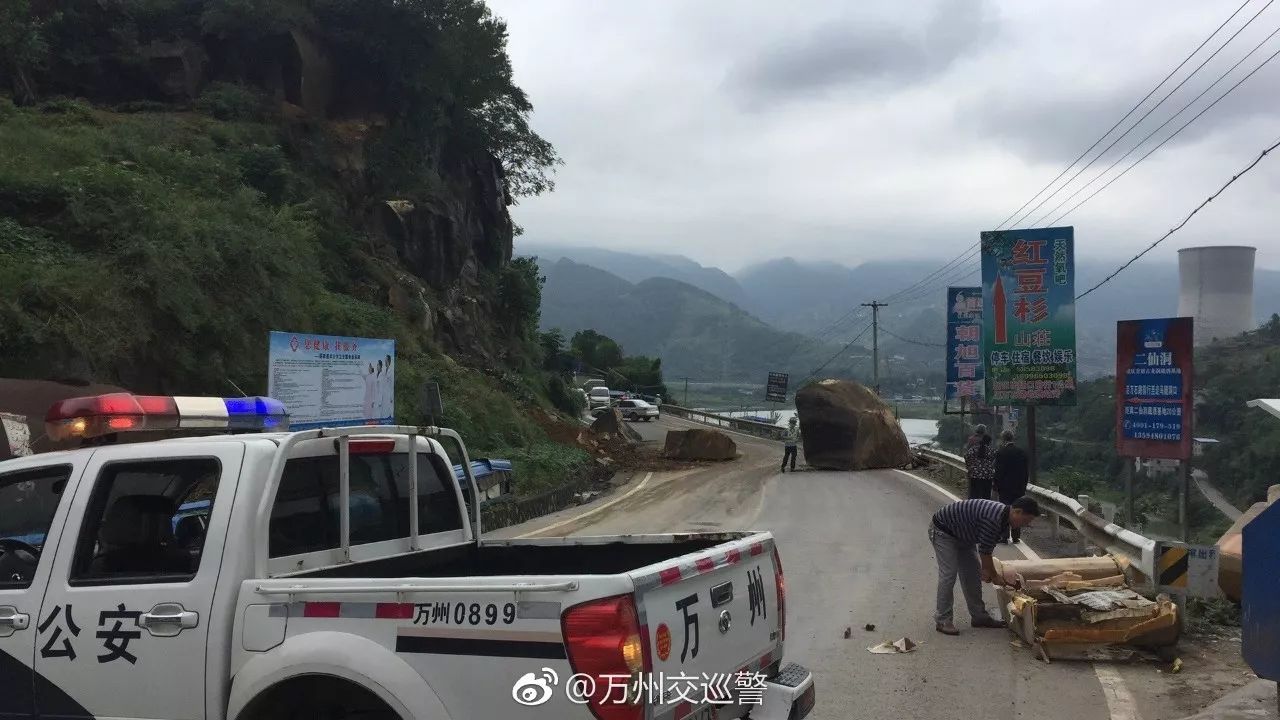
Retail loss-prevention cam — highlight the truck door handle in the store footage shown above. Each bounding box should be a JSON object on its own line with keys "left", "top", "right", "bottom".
{"left": 0, "top": 606, "right": 30, "bottom": 637}
{"left": 710, "top": 582, "right": 734, "bottom": 607}
{"left": 137, "top": 603, "right": 199, "bottom": 637}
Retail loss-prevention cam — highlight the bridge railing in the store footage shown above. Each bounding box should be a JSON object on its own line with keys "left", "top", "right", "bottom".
{"left": 659, "top": 405, "right": 787, "bottom": 441}
{"left": 915, "top": 445, "right": 1158, "bottom": 590}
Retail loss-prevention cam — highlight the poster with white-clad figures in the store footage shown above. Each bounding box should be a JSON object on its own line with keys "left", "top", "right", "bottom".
{"left": 267, "top": 331, "right": 396, "bottom": 430}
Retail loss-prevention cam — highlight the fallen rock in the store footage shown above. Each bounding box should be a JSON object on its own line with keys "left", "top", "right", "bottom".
{"left": 663, "top": 429, "right": 737, "bottom": 461}
{"left": 590, "top": 408, "right": 643, "bottom": 444}
{"left": 794, "top": 380, "right": 911, "bottom": 470}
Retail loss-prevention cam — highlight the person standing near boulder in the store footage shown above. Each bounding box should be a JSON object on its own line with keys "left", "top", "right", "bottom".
{"left": 929, "top": 496, "right": 1040, "bottom": 635}
{"left": 781, "top": 416, "right": 801, "bottom": 472}
{"left": 994, "top": 429, "right": 1031, "bottom": 543}
{"left": 964, "top": 424, "right": 996, "bottom": 499}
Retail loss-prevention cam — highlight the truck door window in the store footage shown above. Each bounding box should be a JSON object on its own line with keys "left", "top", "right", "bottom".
{"left": 69, "top": 458, "right": 221, "bottom": 585}
{"left": 270, "top": 453, "right": 461, "bottom": 558}
{"left": 0, "top": 465, "right": 71, "bottom": 588}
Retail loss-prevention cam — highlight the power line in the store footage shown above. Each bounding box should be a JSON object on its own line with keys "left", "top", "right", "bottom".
{"left": 1075, "top": 135, "right": 1280, "bottom": 300}
{"left": 1050, "top": 36, "right": 1280, "bottom": 225}
{"left": 887, "top": 248, "right": 983, "bottom": 305}
{"left": 1006, "top": 0, "right": 1274, "bottom": 229}
{"left": 879, "top": 0, "right": 1257, "bottom": 306}
{"left": 780, "top": 306, "right": 868, "bottom": 364}
{"left": 801, "top": 320, "right": 874, "bottom": 385}
{"left": 880, "top": 326, "right": 946, "bottom": 348}
{"left": 994, "top": 0, "right": 1256, "bottom": 232}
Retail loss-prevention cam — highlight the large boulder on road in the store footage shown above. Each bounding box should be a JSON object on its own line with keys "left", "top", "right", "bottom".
{"left": 590, "top": 408, "right": 643, "bottom": 443}
{"left": 663, "top": 428, "right": 737, "bottom": 461}
{"left": 795, "top": 379, "right": 911, "bottom": 470}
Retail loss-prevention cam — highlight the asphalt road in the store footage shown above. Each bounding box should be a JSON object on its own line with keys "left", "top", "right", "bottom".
{"left": 495, "top": 415, "right": 1221, "bottom": 720}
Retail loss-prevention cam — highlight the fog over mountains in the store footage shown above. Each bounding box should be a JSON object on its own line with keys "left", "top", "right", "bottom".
{"left": 522, "top": 242, "right": 1280, "bottom": 383}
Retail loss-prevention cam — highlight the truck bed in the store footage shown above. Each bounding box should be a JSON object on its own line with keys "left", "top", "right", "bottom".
{"left": 297, "top": 533, "right": 744, "bottom": 579}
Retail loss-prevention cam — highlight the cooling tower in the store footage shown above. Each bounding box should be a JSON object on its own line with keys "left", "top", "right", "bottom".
{"left": 1177, "top": 246, "right": 1256, "bottom": 345}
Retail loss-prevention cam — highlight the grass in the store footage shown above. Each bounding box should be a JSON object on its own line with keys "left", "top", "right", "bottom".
{"left": 0, "top": 98, "right": 581, "bottom": 497}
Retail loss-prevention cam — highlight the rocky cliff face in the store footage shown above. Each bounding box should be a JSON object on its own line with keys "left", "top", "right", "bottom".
{"left": 216, "top": 28, "right": 522, "bottom": 366}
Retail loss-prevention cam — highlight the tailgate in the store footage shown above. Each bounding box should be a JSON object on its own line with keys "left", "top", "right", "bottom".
{"left": 633, "top": 534, "right": 781, "bottom": 716}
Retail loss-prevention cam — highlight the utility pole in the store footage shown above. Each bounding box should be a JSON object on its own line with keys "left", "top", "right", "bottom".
{"left": 677, "top": 377, "right": 690, "bottom": 407}
{"left": 861, "top": 301, "right": 888, "bottom": 395}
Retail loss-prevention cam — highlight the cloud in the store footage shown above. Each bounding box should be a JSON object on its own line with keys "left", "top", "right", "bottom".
{"left": 488, "top": 0, "right": 1280, "bottom": 273}
{"left": 727, "top": 0, "right": 998, "bottom": 104}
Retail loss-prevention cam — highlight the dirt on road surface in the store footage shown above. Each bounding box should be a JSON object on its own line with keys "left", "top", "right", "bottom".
{"left": 494, "top": 416, "right": 1261, "bottom": 720}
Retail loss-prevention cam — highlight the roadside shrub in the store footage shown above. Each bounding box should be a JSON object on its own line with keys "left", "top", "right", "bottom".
{"left": 546, "top": 374, "right": 583, "bottom": 416}
{"left": 194, "top": 82, "right": 271, "bottom": 121}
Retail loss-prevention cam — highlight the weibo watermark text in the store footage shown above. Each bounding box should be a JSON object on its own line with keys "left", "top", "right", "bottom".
{"left": 511, "top": 668, "right": 768, "bottom": 707}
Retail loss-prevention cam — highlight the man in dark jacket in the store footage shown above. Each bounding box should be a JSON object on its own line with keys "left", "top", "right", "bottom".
{"left": 994, "top": 429, "right": 1031, "bottom": 543}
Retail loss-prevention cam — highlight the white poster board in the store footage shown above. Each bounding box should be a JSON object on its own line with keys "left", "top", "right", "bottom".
{"left": 1187, "top": 544, "right": 1222, "bottom": 599}
{"left": 267, "top": 331, "right": 396, "bottom": 429}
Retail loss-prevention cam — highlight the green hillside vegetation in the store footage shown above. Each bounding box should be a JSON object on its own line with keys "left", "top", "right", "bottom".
{"left": 937, "top": 316, "right": 1280, "bottom": 542}
{"left": 0, "top": 0, "right": 588, "bottom": 492}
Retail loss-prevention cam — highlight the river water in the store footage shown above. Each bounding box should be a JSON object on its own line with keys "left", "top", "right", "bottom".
{"left": 714, "top": 409, "right": 938, "bottom": 445}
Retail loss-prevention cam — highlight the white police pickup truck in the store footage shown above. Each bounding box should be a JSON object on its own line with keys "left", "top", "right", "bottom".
{"left": 0, "top": 393, "right": 814, "bottom": 720}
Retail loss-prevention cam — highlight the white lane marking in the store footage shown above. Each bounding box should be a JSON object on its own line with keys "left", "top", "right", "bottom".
{"left": 1094, "top": 665, "right": 1143, "bottom": 720}
{"left": 893, "top": 468, "right": 961, "bottom": 503}
{"left": 895, "top": 469, "right": 1139, "bottom": 720}
{"left": 1015, "top": 539, "right": 1041, "bottom": 561}
{"left": 513, "top": 472, "right": 655, "bottom": 539}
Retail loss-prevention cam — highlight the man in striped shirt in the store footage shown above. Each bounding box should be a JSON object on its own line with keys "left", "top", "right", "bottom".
{"left": 929, "top": 496, "right": 1040, "bottom": 635}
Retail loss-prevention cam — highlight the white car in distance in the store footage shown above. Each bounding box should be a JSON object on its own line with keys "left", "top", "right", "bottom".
{"left": 616, "top": 398, "right": 660, "bottom": 422}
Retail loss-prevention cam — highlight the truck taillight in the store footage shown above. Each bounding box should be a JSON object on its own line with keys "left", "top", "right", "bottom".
{"left": 773, "top": 547, "right": 786, "bottom": 642}
{"left": 346, "top": 439, "right": 396, "bottom": 455}
{"left": 561, "top": 594, "right": 648, "bottom": 720}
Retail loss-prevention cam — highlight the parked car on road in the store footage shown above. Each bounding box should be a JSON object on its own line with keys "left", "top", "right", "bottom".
{"left": 587, "top": 385, "right": 611, "bottom": 410}
{"left": 617, "top": 398, "right": 660, "bottom": 422}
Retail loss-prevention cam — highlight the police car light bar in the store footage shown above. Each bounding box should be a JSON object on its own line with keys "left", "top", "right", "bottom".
{"left": 45, "top": 393, "right": 288, "bottom": 441}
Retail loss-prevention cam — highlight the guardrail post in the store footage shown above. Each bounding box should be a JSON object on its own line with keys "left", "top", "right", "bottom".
{"left": 1051, "top": 486, "right": 1062, "bottom": 541}
{"left": 1077, "top": 494, "right": 1092, "bottom": 554}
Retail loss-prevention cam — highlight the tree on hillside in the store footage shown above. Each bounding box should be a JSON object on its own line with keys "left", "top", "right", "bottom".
{"left": 612, "top": 355, "right": 668, "bottom": 399}
{"left": 570, "top": 329, "right": 623, "bottom": 371}
{"left": 0, "top": 0, "right": 49, "bottom": 103}
{"left": 539, "top": 328, "right": 571, "bottom": 373}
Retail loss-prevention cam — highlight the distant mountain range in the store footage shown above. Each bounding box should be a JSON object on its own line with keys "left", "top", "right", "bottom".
{"left": 535, "top": 257, "right": 870, "bottom": 382}
{"left": 523, "top": 242, "right": 1280, "bottom": 383}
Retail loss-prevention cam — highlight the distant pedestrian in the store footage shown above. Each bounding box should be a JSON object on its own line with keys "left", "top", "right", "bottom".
{"left": 964, "top": 424, "right": 995, "bottom": 500}
{"left": 929, "top": 496, "right": 1040, "bottom": 635}
{"left": 781, "top": 416, "right": 801, "bottom": 472}
{"left": 994, "top": 430, "right": 1031, "bottom": 543}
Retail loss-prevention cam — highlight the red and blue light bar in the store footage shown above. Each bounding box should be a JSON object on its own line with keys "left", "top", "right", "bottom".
{"left": 45, "top": 393, "right": 289, "bottom": 441}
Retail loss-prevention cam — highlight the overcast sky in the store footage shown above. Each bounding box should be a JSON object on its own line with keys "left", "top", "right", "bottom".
{"left": 489, "top": 0, "right": 1280, "bottom": 273}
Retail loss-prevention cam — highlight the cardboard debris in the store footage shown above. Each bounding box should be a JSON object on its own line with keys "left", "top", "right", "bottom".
{"left": 867, "top": 637, "right": 918, "bottom": 654}
{"left": 998, "top": 557, "right": 1179, "bottom": 662}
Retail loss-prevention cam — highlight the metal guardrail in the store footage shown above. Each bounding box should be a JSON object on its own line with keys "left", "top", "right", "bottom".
{"left": 915, "top": 445, "right": 1158, "bottom": 589}
{"left": 659, "top": 404, "right": 787, "bottom": 441}
{"left": 479, "top": 463, "right": 613, "bottom": 532}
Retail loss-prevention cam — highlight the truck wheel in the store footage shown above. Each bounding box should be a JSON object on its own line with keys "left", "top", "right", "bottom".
{"left": 242, "top": 676, "right": 401, "bottom": 720}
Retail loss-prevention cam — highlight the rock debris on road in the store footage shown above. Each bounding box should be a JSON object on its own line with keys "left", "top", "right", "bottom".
{"left": 495, "top": 415, "right": 1246, "bottom": 720}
